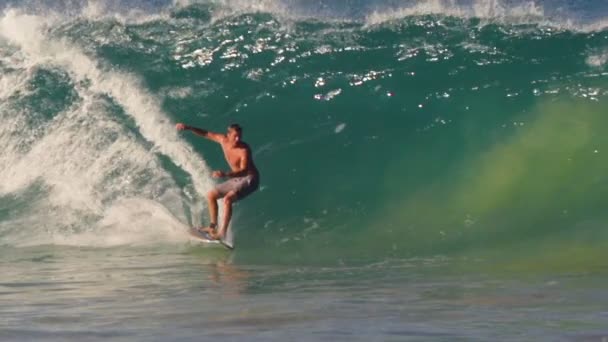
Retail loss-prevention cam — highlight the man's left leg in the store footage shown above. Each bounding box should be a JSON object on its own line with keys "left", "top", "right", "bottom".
{"left": 200, "top": 189, "right": 221, "bottom": 236}
{"left": 217, "top": 191, "right": 237, "bottom": 239}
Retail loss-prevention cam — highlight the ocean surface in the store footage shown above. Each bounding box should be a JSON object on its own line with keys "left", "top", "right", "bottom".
{"left": 1, "top": 0, "right": 608, "bottom": 340}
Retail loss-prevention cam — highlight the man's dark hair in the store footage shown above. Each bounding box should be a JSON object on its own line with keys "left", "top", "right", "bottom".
{"left": 228, "top": 123, "right": 242, "bottom": 135}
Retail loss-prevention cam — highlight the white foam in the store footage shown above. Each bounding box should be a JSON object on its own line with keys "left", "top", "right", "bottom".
{"left": 175, "top": 0, "right": 608, "bottom": 33}
{"left": 365, "top": 0, "right": 545, "bottom": 27}
{"left": 51, "top": 199, "right": 191, "bottom": 247}
{"left": 0, "top": 0, "right": 170, "bottom": 25}
{"left": 586, "top": 50, "right": 608, "bottom": 68}
{"left": 579, "top": 19, "right": 608, "bottom": 32}
{"left": 335, "top": 123, "right": 346, "bottom": 134}
{"left": 209, "top": 0, "right": 290, "bottom": 23}
{"left": 172, "top": 0, "right": 194, "bottom": 7}
{"left": 363, "top": 0, "right": 608, "bottom": 32}
{"left": 0, "top": 44, "right": 34, "bottom": 100}
{"left": 2, "top": 9, "right": 212, "bottom": 194}
{"left": 0, "top": 9, "right": 214, "bottom": 247}
{"left": 162, "top": 86, "right": 194, "bottom": 99}
{"left": 80, "top": 0, "right": 170, "bottom": 24}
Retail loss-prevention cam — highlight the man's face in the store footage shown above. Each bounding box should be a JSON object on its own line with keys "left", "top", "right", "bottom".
{"left": 227, "top": 128, "right": 240, "bottom": 145}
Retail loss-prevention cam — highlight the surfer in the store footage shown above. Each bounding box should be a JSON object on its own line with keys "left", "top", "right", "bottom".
{"left": 176, "top": 123, "right": 260, "bottom": 240}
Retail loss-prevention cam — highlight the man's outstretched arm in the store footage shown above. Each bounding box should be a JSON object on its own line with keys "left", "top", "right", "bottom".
{"left": 176, "top": 123, "right": 224, "bottom": 143}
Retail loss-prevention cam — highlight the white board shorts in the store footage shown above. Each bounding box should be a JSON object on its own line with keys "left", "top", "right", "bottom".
{"left": 215, "top": 174, "right": 259, "bottom": 201}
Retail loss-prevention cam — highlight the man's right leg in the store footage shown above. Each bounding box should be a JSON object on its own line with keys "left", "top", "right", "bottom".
{"left": 206, "top": 189, "right": 220, "bottom": 229}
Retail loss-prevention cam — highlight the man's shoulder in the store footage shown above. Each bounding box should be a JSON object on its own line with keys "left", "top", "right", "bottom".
{"left": 237, "top": 141, "right": 251, "bottom": 150}
{"left": 216, "top": 134, "right": 229, "bottom": 145}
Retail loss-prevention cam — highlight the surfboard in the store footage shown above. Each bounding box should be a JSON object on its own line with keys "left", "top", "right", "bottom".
{"left": 188, "top": 227, "right": 234, "bottom": 250}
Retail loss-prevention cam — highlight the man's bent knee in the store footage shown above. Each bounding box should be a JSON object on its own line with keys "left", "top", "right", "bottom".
{"left": 207, "top": 189, "right": 220, "bottom": 201}
{"left": 223, "top": 192, "right": 237, "bottom": 205}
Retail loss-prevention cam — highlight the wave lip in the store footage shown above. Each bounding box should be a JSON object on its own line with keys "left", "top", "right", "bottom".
{"left": 2, "top": 1, "right": 608, "bottom": 32}
{"left": 366, "top": 0, "right": 544, "bottom": 26}
{"left": 362, "top": 0, "right": 608, "bottom": 32}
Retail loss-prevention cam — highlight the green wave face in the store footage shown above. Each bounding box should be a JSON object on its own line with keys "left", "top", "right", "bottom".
{"left": 1, "top": 2, "right": 608, "bottom": 267}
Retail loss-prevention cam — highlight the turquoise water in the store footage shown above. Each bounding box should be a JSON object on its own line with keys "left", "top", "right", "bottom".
{"left": 1, "top": 0, "right": 608, "bottom": 339}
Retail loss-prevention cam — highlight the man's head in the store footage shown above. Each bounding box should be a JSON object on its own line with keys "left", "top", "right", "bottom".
{"left": 226, "top": 123, "right": 242, "bottom": 146}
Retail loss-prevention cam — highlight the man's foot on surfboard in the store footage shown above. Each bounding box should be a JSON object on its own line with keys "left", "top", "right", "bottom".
{"left": 195, "top": 226, "right": 221, "bottom": 240}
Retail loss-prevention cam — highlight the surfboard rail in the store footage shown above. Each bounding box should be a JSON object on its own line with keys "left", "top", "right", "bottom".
{"left": 188, "top": 227, "right": 234, "bottom": 250}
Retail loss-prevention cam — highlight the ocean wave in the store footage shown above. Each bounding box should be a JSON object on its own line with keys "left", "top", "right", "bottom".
{"left": 0, "top": 2, "right": 607, "bottom": 262}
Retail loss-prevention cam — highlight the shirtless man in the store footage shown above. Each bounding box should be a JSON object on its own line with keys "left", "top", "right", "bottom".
{"left": 176, "top": 123, "right": 260, "bottom": 240}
